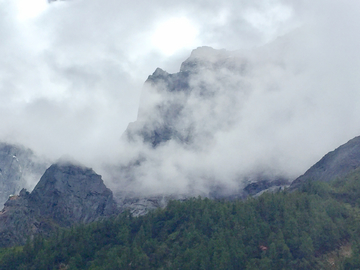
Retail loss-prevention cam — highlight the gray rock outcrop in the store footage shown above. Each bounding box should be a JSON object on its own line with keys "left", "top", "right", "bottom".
{"left": 0, "top": 190, "right": 40, "bottom": 248}
{"left": 30, "top": 163, "right": 118, "bottom": 226}
{"left": 117, "top": 195, "right": 170, "bottom": 217}
{"left": 242, "top": 178, "right": 290, "bottom": 197}
{"left": 0, "top": 162, "right": 118, "bottom": 247}
{"left": 116, "top": 193, "right": 189, "bottom": 217}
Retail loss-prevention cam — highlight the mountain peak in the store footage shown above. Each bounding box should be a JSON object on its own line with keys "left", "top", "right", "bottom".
{"left": 0, "top": 162, "right": 118, "bottom": 247}
{"left": 180, "top": 46, "right": 229, "bottom": 72}
{"left": 30, "top": 163, "right": 118, "bottom": 226}
{"left": 152, "top": 67, "right": 169, "bottom": 77}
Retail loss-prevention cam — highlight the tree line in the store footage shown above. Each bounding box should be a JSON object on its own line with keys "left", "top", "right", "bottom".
{"left": 2, "top": 170, "right": 360, "bottom": 269}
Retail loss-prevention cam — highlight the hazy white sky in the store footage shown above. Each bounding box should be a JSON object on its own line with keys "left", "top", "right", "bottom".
{"left": 1, "top": 0, "right": 360, "bottom": 194}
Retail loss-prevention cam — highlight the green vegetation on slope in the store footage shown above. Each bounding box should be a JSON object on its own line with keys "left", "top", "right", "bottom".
{"left": 1, "top": 179, "right": 359, "bottom": 270}
{"left": 5, "top": 169, "right": 360, "bottom": 269}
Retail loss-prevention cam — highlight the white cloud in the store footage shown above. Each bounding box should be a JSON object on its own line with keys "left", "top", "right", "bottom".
{"left": 1, "top": 0, "right": 360, "bottom": 195}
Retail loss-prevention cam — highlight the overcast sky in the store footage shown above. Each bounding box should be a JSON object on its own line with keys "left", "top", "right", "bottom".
{"left": 1, "top": 0, "right": 360, "bottom": 193}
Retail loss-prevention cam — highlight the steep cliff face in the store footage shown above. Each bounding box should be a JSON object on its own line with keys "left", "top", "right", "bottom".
{"left": 0, "top": 190, "right": 37, "bottom": 248}
{"left": 30, "top": 163, "right": 118, "bottom": 226}
{"left": 0, "top": 163, "right": 118, "bottom": 247}
{"left": 124, "top": 46, "right": 248, "bottom": 148}
{"left": 0, "top": 142, "right": 48, "bottom": 208}
{"left": 117, "top": 46, "right": 288, "bottom": 200}
{"left": 290, "top": 136, "right": 360, "bottom": 189}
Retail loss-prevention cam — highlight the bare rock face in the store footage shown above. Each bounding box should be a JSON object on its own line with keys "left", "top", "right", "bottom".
{"left": 0, "top": 162, "right": 118, "bottom": 247}
{"left": 116, "top": 193, "right": 189, "bottom": 217}
{"left": 0, "top": 190, "right": 36, "bottom": 248}
{"left": 290, "top": 136, "right": 360, "bottom": 190}
{"left": 243, "top": 178, "right": 290, "bottom": 197}
{"left": 124, "top": 46, "right": 247, "bottom": 148}
{"left": 30, "top": 163, "right": 118, "bottom": 226}
{"left": 117, "top": 196, "right": 169, "bottom": 217}
{"left": 0, "top": 142, "right": 48, "bottom": 208}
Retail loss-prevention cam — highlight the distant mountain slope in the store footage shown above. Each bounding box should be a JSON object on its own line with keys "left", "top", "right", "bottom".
{"left": 0, "top": 142, "right": 48, "bottom": 207}
{"left": 0, "top": 162, "right": 118, "bottom": 247}
{"left": 290, "top": 136, "right": 360, "bottom": 189}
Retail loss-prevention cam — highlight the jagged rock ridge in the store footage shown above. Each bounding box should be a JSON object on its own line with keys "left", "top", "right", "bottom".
{"left": 124, "top": 46, "right": 248, "bottom": 148}
{"left": 31, "top": 163, "right": 118, "bottom": 226}
{"left": 0, "top": 163, "right": 118, "bottom": 247}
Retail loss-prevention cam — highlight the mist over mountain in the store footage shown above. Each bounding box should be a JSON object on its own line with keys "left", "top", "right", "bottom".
{"left": 2, "top": 1, "right": 360, "bottom": 267}
{"left": 0, "top": 1, "right": 360, "bottom": 202}
{"left": 106, "top": 30, "right": 360, "bottom": 198}
{"left": 112, "top": 46, "right": 290, "bottom": 197}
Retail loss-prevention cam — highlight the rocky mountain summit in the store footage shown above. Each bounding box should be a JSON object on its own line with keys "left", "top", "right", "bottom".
{"left": 30, "top": 163, "right": 118, "bottom": 226}
{"left": 0, "top": 142, "right": 48, "bottom": 208}
{"left": 290, "top": 136, "right": 360, "bottom": 190}
{"left": 0, "top": 162, "right": 118, "bottom": 247}
{"left": 124, "top": 46, "right": 246, "bottom": 148}
{"left": 120, "top": 46, "right": 288, "bottom": 199}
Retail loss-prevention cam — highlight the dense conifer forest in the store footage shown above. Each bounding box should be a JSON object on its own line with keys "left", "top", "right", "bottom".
{"left": 3, "top": 170, "right": 360, "bottom": 269}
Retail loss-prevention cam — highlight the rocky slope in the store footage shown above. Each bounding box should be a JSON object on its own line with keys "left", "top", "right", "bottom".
{"left": 116, "top": 194, "right": 186, "bottom": 217}
{"left": 290, "top": 136, "right": 360, "bottom": 189}
{"left": 0, "top": 142, "right": 48, "bottom": 208}
{"left": 0, "top": 162, "right": 118, "bottom": 247}
{"left": 113, "top": 178, "right": 290, "bottom": 217}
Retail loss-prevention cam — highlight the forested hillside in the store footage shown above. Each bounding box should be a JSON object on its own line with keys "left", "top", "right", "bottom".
{"left": 3, "top": 170, "right": 360, "bottom": 269}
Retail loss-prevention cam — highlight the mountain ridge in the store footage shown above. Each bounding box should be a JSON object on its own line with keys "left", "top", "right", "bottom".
{"left": 0, "top": 162, "right": 118, "bottom": 247}
{"left": 290, "top": 135, "right": 360, "bottom": 190}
